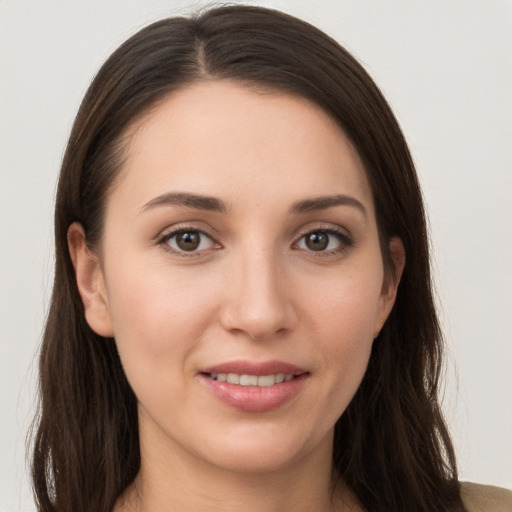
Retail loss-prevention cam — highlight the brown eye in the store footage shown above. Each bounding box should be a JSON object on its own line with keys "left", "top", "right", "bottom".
{"left": 164, "top": 230, "right": 215, "bottom": 253}
{"left": 176, "top": 232, "right": 200, "bottom": 251}
{"left": 296, "top": 229, "right": 351, "bottom": 253}
{"left": 305, "top": 232, "right": 329, "bottom": 251}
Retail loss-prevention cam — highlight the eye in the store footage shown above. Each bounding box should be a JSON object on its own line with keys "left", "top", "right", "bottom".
{"left": 296, "top": 229, "right": 351, "bottom": 253}
{"left": 161, "top": 229, "right": 216, "bottom": 254}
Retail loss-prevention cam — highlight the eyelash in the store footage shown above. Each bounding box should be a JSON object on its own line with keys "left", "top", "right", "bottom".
{"left": 157, "top": 227, "right": 219, "bottom": 257}
{"left": 156, "top": 226, "right": 353, "bottom": 257}
{"left": 294, "top": 228, "right": 353, "bottom": 256}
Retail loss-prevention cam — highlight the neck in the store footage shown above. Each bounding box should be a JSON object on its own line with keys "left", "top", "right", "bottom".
{"left": 114, "top": 424, "right": 359, "bottom": 512}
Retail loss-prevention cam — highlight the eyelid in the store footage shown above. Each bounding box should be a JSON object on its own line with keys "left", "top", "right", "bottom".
{"left": 154, "top": 222, "right": 353, "bottom": 257}
{"left": 293, "top": 224, "right": 354, "bottom": 254}
{"left": 156, "top": 224, "right": 221, "bottom": 256}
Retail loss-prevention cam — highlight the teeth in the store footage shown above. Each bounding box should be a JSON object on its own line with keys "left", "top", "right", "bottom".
{"left": 240, "top": 374, "right": 258, "bottom": 386}
{"left": 210, "top": 373, "right": 295, "bottom": 386}
{"left": 227, "top": 373, "right": 240, "bottom": 384}
{"left": 257, "top": 375, "right": 275, "bottom": 386}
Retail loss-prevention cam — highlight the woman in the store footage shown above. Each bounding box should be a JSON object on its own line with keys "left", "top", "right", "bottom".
{"left": 30, "top": 5, "right": 511, "bottom": 512}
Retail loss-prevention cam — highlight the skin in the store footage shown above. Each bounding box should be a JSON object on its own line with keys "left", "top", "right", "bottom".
{"left": 69, "top": 81, "right": 404, "bottom": 512}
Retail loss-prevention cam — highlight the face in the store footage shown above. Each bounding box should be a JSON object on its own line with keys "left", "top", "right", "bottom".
{"left": 70, "top": 81, "right": 402, "bottom": 475}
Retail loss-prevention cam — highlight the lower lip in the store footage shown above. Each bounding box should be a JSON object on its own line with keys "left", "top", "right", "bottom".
{"left": 200, "top": 374, "right": 309, "bottom": 412}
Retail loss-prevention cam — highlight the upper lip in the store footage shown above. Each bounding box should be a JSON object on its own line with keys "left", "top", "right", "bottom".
{"left": 200, "top": 360, "right": 308, "bottom": 376}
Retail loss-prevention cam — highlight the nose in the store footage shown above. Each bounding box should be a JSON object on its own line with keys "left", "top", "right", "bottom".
{"left": 219, "top": 248, "right": 298, "bottom": 341}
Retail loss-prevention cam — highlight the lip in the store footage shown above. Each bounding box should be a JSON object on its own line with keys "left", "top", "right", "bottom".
{"left": 200, "top": 360, "right": 307, "bottom": 376}
{"left": 199, "top": 360, "right": 309, "bottom": 413}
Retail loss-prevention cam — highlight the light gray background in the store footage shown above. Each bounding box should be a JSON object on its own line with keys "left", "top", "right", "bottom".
{"left": 1, "top": 1, "right": 511, "bottom": 510}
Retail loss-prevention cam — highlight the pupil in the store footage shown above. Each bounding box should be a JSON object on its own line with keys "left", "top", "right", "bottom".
{"left": 177, "top": 232, "right": 200, "bottom": 251}
{"left": 306, "top": 232, "right": 328, "bottom": 251}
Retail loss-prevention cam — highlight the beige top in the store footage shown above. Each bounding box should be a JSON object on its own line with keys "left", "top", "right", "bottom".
{"left": 461, "top": 482, "right": 512, "bottom": 512}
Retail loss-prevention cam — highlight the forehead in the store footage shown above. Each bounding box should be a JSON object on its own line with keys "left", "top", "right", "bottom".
{"left": 113, "top": 80, "right": 374, "bottom": 216}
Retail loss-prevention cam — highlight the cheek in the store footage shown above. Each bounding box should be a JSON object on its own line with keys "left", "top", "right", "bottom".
{"left": 315, "top": 292, "right": 376, "bottom": 384}
{"left": 300, "top": 264, "right": 383, "bottom": 408}
{"left": 304, "top": 263, "right": 383, "bottom": 347}
{"left": 104, "top": 256, "right": 221, "bottom": 369}
{"left": 103, "top": 260, "right": 226, "bottom": 420}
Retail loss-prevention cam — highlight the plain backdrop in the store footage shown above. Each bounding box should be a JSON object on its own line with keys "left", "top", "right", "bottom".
{"left": 1, "top": 1, "right": 511, "bottom": 510}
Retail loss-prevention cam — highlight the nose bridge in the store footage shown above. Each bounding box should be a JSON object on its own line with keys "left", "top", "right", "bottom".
{"left": 221, "top": 241, "right": 296, "bottom": 340}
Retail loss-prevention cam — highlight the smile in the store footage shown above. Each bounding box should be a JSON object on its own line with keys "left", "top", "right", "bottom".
{"left": 209, "top": 373, "right": 295, "bottom": 386}
{"left": 200, "top": 362, "right": 309, "bottom": 412}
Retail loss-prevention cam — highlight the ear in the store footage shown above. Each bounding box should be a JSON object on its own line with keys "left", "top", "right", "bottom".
{"left": 67, "top": 222, "right": 114, "bottom": 337}
{"left": 374, "top": 237, "right": 406, "bottom": 338}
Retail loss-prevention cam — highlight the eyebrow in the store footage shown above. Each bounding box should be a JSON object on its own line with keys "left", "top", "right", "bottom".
{"left": 140, "top": 191, "right": 366, "bottom": 217}
{"left": 141, "top": 192, "right": 227, "bottom": 213}
{"left": 290, "top": 194, "right": 367, "bottom": 217}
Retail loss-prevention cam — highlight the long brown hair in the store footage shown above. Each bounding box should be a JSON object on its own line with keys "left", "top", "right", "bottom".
{"left": 31, "top": 5, "right": 465, "bottom": 511}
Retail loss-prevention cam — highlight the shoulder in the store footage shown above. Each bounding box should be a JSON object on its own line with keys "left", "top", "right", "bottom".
{"left": 460, "top": 482, "right": 512, "bottom": 512}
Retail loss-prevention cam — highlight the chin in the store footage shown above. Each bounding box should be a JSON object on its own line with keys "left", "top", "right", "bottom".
{"left": 195, "top": 425, "right": 331, "bottom": 475}
{"left": 207, "top": 447, "right": 304, "bottom": 474}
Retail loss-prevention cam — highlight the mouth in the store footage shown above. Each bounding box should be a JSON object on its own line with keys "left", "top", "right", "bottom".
{"left": 199, "top": 361, "right": 309, "bottom": 412}
{"left": 205, "top": 372, "right": 298, "bottom": 386}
